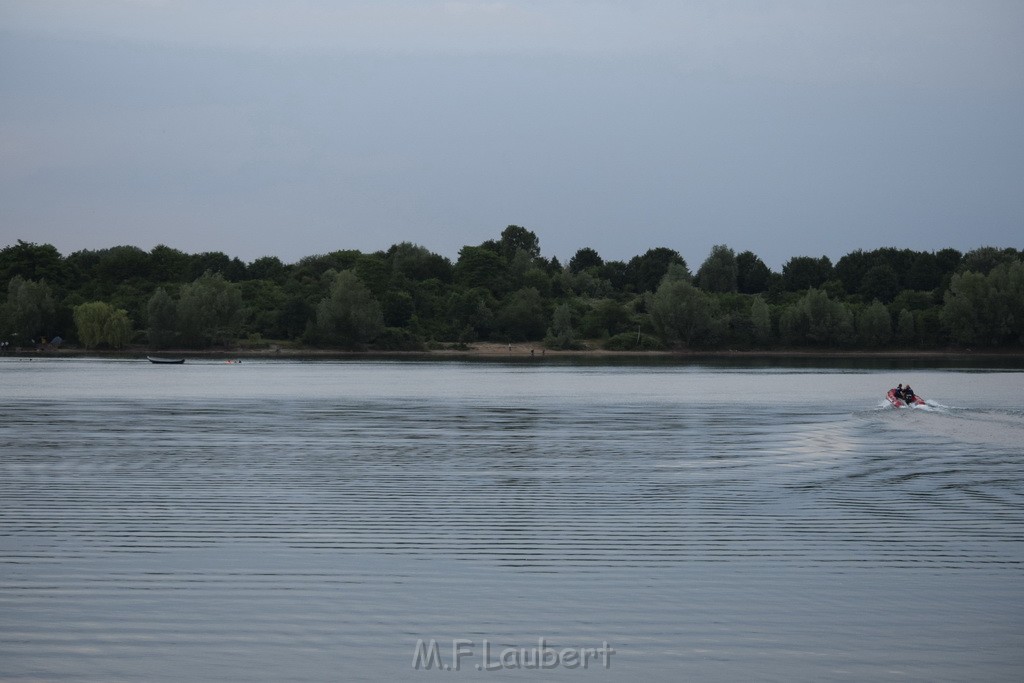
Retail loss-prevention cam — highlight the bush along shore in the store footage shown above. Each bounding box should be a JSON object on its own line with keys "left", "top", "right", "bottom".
{"left": 2, "top": 228, "right": 1023, "bottom": 355}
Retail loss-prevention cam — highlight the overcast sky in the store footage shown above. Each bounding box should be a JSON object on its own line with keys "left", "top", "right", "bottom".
{"left": 2, "top": 1, "right": 1022, "bottom": 269}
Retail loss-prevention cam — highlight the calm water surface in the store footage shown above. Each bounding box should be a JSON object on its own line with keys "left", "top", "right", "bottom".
{"left": 1, "top": 358, "right": 1022, "bottom": 681}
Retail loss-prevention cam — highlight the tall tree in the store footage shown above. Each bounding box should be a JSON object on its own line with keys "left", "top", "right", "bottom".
{"left": 650, "top": 278, "right": 714, "bottom": 347}
{"left": 960, "top": 247, "right": 1018, "bottom": 275}
{"left": 73, "top": 301, "right": 133, "bottom": 349}
{"left": 454, "top": 246, "right": 509, "bottom": 296}
{"left": 74, "top": 301, "right": 112, "bottom": 349}
{"left": 445, "top": 288, "right": 496, "bottom": 342}
{"left": 496, "top": 287, "right": 547, "bottom": 341}
{"left": 943, "top": 260, "right": 1024, "bottom": 346}
{"left": 388, "top": 242, "right": 453, "bottom": 283}
{"left": 150, "top": 245, "right": 192, "bottom": 283}
{"left": 750, "top": 296, "right": 772, "bottom": 344}
{"left": 580, "top": 298, "right": 632, "bottom": 338}
{"left": 106, "top": 308, "right": 133, "bottom": 349}
{"left": 188, "top": 251, "right": 245, "bottom": 281}
{"left": 3, "top": 276, "right": 56, "bottom": 341}
{"left": 857, "top": 300, "right": 892, "bottom": 347}
{"left": 779, "top": 288, "right": 853, "bottom": 346}
{"left": 736, "top": 251, "right": 772, "bottom": 294}
{"left": 941, "top": 270, "right": 989, "bottom": 345}
{"left": 315, "top": 270, "right": 383, "bottom": 347}
{"left": 146, "top": 287, "right": 177, "bottom": 348}
{"left": 545, "top": 303, "right": 579, "bottom": 349}
{"left": 568, "top": 247, "right": 604, "bottom": 274}
{"left": 896, "top": 309, "right": 915, "bottom": 345}
{"left": 859, "top": 264, "right": 900, "bottom": 302}
{"left": 0, "top": 241, "right": 65, "bottom": 285}
{"left": 247, "top": 256, "right": 289, "bottom": 283}
{"left": 499, "top": 225, "right": 541, "bottom": 261}
{"left": 697, "top": 244, "right": 739, "bottom": 293}
{"left": 782, "top": 256, "right": 833, "bottom": 291}
{"left": 94, "top": 246, "right": 150, "bottom": 283}
{"left": 176, "top": 272, "right": 242, "bottom": 347}
{"left": 627, "top": 248, "right": 688, "bottom": 293}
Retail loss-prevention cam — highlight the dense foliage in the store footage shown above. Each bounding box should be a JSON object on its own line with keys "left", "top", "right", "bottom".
{"left": 1, "top": 229, "right": 1021, "bottom": 351}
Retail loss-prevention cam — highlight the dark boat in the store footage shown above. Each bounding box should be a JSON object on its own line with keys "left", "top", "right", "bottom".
{"left": 147, "top": 356, "right": 185, "bottom": 365}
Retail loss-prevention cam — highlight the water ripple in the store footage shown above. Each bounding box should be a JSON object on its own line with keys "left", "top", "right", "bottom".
{"left": 2, "top": 361, "right": 1022, "bottom": 681}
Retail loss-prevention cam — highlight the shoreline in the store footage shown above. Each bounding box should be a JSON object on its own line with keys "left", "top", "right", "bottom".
{"left": 5, "top": 342, "right": 1024, "bottom": 363}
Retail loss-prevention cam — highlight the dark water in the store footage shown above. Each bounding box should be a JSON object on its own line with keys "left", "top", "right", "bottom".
{"left": 1, "top": 359, "right": 1022, "bottom": 681}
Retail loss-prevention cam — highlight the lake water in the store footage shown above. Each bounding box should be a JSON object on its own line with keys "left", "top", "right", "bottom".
{"left": 1, "top": 358, "right": 1022, "bottom": 681}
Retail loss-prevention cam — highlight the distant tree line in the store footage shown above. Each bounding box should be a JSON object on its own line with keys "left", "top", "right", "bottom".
{"left": 1, "top": 227, "right": 1022, "bottom": 352}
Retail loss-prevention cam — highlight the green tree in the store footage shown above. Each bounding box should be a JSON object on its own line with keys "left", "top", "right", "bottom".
{"left": 238, "top": 280, "right": 287, "bottom": 339}
{"left": 446, "top": 288, "right": 496, "bottom": 342}
{"left": 859, "top": 264, "right": 900, "bottom": 303}
{"left": 188, "top": 251, "right": 245, "bottom": 281}
{"left": 382, "top": 290, "right": 414, "bottom": 327}
{"left": 960, "top": 247, "right": 1018, "bottom": 275}
{"left": 779, "top": 288, "right": 853, "bottom": 346}
{"left": 697, "top": 244, "right": 738, "bottom": 293}
{"left": 569, "top": 247, "right": 604, "bottom": 273}
{"left": 941, "top": 270, "right": 988, "bottom": 345}
{"left": 94, "top": 246, "right": 150, "bottom": 283}
{"left": 627, "top": 248, "right": 688, "bottom": 293}
{"left": 73, "top": 301, "right": 133, "bottom": 349}
{"left": 106, "top": 308, "right": 133, "bottom": 348}
{"left": 3, "top": 276, "right": 56, "bottom": 341}
{"left": 146, "top": 287, "right": 177, "bottom": 349}
{"left": 782, "top": 256, "right": 833, "bottom": 291}
{"left": 857, "top": 300, "right": 892, "bottom": 347}
{"left": 736, "top": 251, "right": 772, "bottom": 294}
{"left": 987, "top": 260, "right": 1024, "bottom": 344}
{"left": 354, "top": 254, "right": 391, "bottom": 296}
{"left": 496, "top": 287, "right": 547, "bottom": 341}
{"left": 580, "top": 298, "right": 632, "bottom": 338}
{"left": 896, "top": 308, "right": 915, "bottom": 345}
{"left": 564, "top": 269, "right": 605, "bottom": 297}
{"left": 454, "top": 246, "right": 509, "bottom": 296}
{"left": 834, "top": 249, "right": 869, "bottom": 294}
{"left": 945, "top": 260, "right": 1024, "bottom": 346}
{"left": 315, "top": 270, "right": 383, "bottom": 346}
{"left": 294, "top": 250, "right": 362, "bottom": 282}
{"left": 662, "top": 262, "right": 691, "bottom": 285}
{"left": 247, "top": 256, "right": 289, "bottom": 283}
{"left": 545, "top": 303, "right": 580, "bottom": 349}
{"left": 890, "top": 290, "right": 935, "bottom": 314}
{"left": 599, "top": 260, "right": 629, "bottom": 291}
{"left": 74, "top": 301, "right": 112, "bottom": 349}
{"left": 499, "top": 225, "right": 541, "bottom": 261}
{"left": 0, "top": 241, "right": 65, "bottom": 285}
{"left": 750, "top": 296, "right": 772, "bottom": 344}
{"left": 279, "top": 292, "right": 314, "bottom": 340}
{"left": 522, "top": 267, "right": 553, "bottom": 297}
{"left": 388, "top": 242, "right": 453, "bottom": 283}
{"left": 935, "top": 248, "right": 963, "bottom": 278}
{"left": 906, "top": 252, "right": 941, "bottom": 291}
{"left": 177, "top": 271, "right": 242, "bottom": 347}
{"left": 149, "top": 245, "right": 192, "bottom": 283}
{"left": 507, "top": 248, "right": 535, "bottom": 288}
{"left": 649, "top": 277, "right": 714, "bottom": 347}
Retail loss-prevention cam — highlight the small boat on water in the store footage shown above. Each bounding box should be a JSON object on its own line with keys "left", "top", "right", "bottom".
{"left": 886, "top": 387, "right": 925, "bottom": 407}
{"left": 147, "top": 356, "right": 185, "bottom": 365}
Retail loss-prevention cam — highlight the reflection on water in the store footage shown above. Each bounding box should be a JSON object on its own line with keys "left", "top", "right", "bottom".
{"left": 1, "top": 359, "right": 1022, "bottom": 681}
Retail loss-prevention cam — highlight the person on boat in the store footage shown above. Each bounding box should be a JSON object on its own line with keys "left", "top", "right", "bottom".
{"left": 903, "top": 384, "right": 915, "bottom": 402}
{"left": 894, "top": 383, "right": 904, "bottom": 399}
